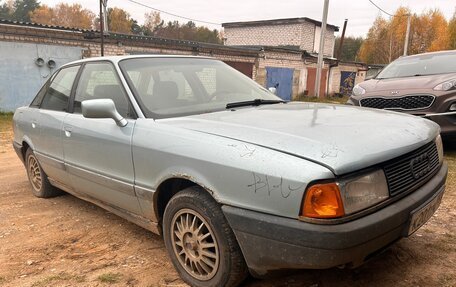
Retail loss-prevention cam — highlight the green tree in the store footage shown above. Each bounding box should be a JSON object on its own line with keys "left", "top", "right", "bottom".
{"left": 334, "top": 36, "right": 364, "bottom": 62}
{"left": 12, "top": 0, "right": 40, "bottom": 22}
{"left": 151, "top": 17, "right": 221, "bottom": 44}
{"left": 0, "top": 0, "right": 14, "bottom": 20}
{"left": 0, "top": 4, "right": 12, "bottom": 20}
{"left": 131, "top": 19, "right": 142, "bottom": 34}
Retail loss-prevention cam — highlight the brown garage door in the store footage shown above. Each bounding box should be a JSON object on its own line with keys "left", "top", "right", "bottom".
{"left": 306, "top": 67, "right": 328, "bottom": 97}
{"left": 224, "top": 61, "right": 254, "bottom": 78}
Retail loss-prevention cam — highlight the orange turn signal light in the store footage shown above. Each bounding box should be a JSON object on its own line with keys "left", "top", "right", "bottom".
{"left": 302, "top": 183, "right": 345, "bottom": 218}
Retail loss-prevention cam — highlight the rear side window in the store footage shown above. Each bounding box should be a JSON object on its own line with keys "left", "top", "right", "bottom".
{"left": 73, "top": 62, "right": 133, "bottom": 118}
{"left": 30, "top": 77, "right": 52, "bottom": 108}
{"left": 40, "top": 66, "right": 79, "bottom": 111}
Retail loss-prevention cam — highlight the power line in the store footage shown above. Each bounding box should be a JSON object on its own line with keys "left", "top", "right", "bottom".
{"left": 367, "top": 0, "right": 394, "bottom": 17}
{"left": 126, "top": 0, "right": 221, "bottom": 26}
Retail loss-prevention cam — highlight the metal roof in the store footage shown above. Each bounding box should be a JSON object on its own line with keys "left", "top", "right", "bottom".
{"left": 0, "top": 19, "right": 258, "bottom": 55}
{"left": 222, "top": 17, "right": 339, "bottom": 31}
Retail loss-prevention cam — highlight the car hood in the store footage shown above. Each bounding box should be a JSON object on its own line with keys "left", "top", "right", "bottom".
{"left": 159, "top": 102, "right": 439, "bottom": 175}
{"left": 361, "top": 73, "right": 456, "bottom": 93}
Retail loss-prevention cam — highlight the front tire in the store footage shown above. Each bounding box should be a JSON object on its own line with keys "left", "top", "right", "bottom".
{"left": 25, "top": 148, "right": 62, "bottom": 198}
{"left": 163, "top": 187, "right": 248, "bottom": 287}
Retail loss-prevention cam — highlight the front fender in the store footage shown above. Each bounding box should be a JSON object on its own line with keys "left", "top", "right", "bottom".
{"left": 132, "top": 119, "right": 334, "bottom": 220}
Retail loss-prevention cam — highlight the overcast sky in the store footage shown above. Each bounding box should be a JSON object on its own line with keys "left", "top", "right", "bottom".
{"left": 39, "top": 0, "right": 456, "bottom": 37}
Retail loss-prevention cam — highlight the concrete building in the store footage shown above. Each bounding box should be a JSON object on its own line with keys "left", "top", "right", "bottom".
{"left": 222, "top": 17, "right": 367, "bottom": 100}
{"left": 222, "top": 17, "right": 339, "bottom": 57}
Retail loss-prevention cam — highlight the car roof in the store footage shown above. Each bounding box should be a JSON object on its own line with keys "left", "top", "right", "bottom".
{"left": 61, "top": 54, "right": 215, "bottom": 68}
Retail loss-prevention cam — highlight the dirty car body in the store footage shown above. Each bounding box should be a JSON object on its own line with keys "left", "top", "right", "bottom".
{"left": 347, "top": 50, "right": 456, "bottom": 137}
{"left": 13, "top": 56, "right": 447, "bottom": 285}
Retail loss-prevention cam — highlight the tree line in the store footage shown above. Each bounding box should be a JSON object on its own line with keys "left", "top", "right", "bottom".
{"left": 338, "top": 7, "right": 456, "bottom": 64}
{"left": 0, "top": 0, "right": 222, "bottom": 44}
{"left": 2, "top": 1, "right": 455, "bottom": 63}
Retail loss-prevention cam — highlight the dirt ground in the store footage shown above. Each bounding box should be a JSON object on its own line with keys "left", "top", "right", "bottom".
{"left": 0, "top": 117, "right": 455, "bottom": 287}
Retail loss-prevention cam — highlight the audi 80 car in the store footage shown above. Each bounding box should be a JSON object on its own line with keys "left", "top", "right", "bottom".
{"left": 347, "top": 50, "right": 456, "bottom": 137}
{"left": 13, "top": 55, "right": 447, "bottom": 287}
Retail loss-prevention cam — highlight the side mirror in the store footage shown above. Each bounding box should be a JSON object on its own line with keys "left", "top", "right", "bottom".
{"left": 81, "top": 99, "right": 128, "bottom": 127}
{"left": 268, "top": 87, "right": 277, "bottom": 95}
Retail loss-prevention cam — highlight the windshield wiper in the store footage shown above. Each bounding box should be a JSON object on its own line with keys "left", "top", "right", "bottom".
{"left": 226, "top": 99, "right": 285, "bottom": 109}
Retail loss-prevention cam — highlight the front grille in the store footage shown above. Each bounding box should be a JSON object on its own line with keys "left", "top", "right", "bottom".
{"left": 360, "top": 95, "right": 434, "bottom": 110}
{"left": 383, "top": 141, "right": 439, "bottom": 197}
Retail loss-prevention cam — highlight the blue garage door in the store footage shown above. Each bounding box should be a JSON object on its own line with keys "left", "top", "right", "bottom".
{"left": 266, "top": 67, "right": 294, "bottom": 101}
{"left": 340, "top": 71, "right": 356, "bottom": 96}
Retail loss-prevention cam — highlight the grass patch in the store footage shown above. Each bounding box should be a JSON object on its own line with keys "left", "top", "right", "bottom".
{"left": 0, "top": 112, "right": 13, "bottom": 128}
{"left": 98, "top": 272, "right": 121, "bottom": 284}
{"left": 294, "top": 94, "right": 349, "bottom": 105}
{"left": 31, "top": 272, "right": 85, "bottom": 287}
{"left": 0, "top": 112, "right": 13, "bottom": 151}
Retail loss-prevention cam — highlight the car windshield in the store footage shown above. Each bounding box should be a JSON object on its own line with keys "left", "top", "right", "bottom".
{"left": 119, "top": 57, "right": 280, "bottom": 118}
{"left": 376, "top": 52, "right": 456, "bottom": 79}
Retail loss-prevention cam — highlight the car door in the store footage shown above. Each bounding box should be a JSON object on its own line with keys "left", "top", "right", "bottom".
{"left": 33, "top": 65, "right": 80, "bottom": 188}
{"left": 17, "top": 78, "right": 51, "bottom": 156}
{"left": 62, "top": 62, "right": 142, "bottom": 215}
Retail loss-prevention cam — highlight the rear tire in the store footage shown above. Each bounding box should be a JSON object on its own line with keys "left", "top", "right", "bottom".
{"left": 163, "top": 186, "right": 248, "bottom": 287}
{"left": 25, "top": 148, "right": 62, "bottom": 198}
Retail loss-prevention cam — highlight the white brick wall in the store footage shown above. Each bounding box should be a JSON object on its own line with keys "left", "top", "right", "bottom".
{"left": 224, "top": 21, "right": 336, "bottom": 57}
{"left": 328, "top": 64, "right": 366, "bottom": 95}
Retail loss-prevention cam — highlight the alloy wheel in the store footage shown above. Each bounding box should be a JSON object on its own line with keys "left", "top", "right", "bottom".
{"left": 170, "top": 208, "right": 219, "bottom": 281}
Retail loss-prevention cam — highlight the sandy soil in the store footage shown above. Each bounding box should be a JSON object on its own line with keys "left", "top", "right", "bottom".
{"left": 0, "top": 140, "right": 455, "bottom": 287}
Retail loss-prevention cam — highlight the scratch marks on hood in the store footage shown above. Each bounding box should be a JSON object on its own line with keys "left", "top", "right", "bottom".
{"left": 321, "top": 143, "right": 344, "bottom": 158}
{"left": 240, "top": 144, "right": 256, "bottom": 157}
{"left": 228, "top": 143, "right": 256, "bottom": 158}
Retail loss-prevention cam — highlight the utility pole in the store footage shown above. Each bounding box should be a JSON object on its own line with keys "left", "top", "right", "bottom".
{"left": 99, "top": 0, "right": 108, "bottom": 56}
{"left": 315, "top": 0, "right": 329, "bottom": 98}
{"left": 403, "top": 14, "right": 411, "bottom": 56}
{"left": 99, "top": 0, "right": 104, "bottom": 56}
{"left": 336, "top": 19, "right": 348, "bottom": 60}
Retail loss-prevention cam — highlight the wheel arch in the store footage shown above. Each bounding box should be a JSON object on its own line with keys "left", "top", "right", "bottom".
{"left": 21, "top": 136, "right": 35, "bottom": 161}
{"left": 153, "top": 174, "right": 219, "bottom": 225}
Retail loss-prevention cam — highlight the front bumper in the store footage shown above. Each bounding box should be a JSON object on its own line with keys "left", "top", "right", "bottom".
{"left": 222, "top": 163, "right": 447, "bottom": 276}
{"left": 348, "top": 91, "right": 456, "bottom": 136}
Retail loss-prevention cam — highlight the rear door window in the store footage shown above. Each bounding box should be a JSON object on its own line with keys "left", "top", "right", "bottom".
{"left": 40, "top": 66, "right": 79, "bottom": 111}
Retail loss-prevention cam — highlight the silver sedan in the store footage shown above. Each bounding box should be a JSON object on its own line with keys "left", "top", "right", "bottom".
{"left": 13, "top": 55, "right": 447, "bottom": 287}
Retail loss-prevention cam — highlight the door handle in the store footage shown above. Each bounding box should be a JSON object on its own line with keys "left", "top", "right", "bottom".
{"left": 63, "top": 126, "right": 72, "bottom": 138}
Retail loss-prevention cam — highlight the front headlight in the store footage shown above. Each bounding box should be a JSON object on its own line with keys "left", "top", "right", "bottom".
{"left": 434, "top": 79, "right": 456, "bottom": 91}
{"left": 352, "top": 84, "right": 366, "bottom": 96}
{"left": 435, "top": 134, "right": 443, "bottom": 164}
{"left": 340, "top": 170, "right": 389, "bottom": 214}
{"left": 301, "top": 169, "right": 389, "bottom": 219}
